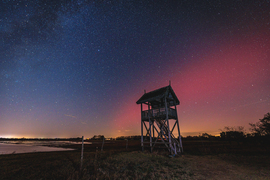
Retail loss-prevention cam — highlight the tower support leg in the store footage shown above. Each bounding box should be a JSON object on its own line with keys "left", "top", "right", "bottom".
{"left": 165, "top": 97, "right": 173, "bottom": 154}
{"left": 149, "top": 120, "right": 152, "bottom": 152}
{"left": 141, "top": 104, "right": 144, "bottom": 152}
{"left": 175, "top": 105, "right": 183, "bottom": 153}
{"left": 141, "top": 120, "right": 144, "bottom": 152}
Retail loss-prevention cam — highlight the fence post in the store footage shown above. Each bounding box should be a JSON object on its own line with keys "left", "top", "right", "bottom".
{"left": 80, "top": 136, "right": 84, "bottom": 171}
{"left": 95, "top": 147, "right": 98, "bottom": 160}
{"left": 101, "top": 137, "right": 105, "bottom": 151}
{"left": 126, "top": 139, "right": 128, "bottom": 150}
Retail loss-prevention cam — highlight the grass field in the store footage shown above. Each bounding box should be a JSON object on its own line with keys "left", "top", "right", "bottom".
{"left": 0, "top": 140, "right": 270, "bottom": 180}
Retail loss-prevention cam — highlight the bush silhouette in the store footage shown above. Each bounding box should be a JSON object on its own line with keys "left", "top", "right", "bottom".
{"left": 249, "top": 112, "right": 270, "bottom": 136}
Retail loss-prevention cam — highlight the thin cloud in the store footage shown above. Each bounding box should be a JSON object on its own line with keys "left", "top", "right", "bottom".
{"left": 64, "top": 114, "right": 77, "bottom": 119}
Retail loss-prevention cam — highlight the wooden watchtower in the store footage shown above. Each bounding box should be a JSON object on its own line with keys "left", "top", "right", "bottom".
{"left": 136, "top": 85, "right": 183, "bottom": 155}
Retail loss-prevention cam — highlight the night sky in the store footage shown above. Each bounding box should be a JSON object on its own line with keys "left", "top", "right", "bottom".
{"left": 1, "top": 0, "right": 269, "bottom": 138}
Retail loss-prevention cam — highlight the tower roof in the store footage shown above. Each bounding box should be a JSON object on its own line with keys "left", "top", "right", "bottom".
{"left": 136, "top": 85, "right": 180, "bottom": 105}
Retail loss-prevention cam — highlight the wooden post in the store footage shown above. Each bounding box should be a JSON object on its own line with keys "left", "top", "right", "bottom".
{"left": 149, "top": 120, "right": 152, "bottom": 148}
{"left": 174, "top": 142, "right": 176, "bottom": 155}
{"left": 126, "top": 139, "right": 128, "bottom": 150}
{"left": 95, "top": 147, "right": 98, "bottom": 160}
{"left": 165, "top": 97, "right": 172, "bottom": 154}
{"left": 148, "top": 103, "right": 152, "bottom": 152}
{"left": 80, "top": 136, "right": 84, "bottom": 171}
{"left": 101, "top": 136, "right": 105, "bottom": 151}
{"left": 152, "top": 122, "right": 155, "bottom": 140}
{"left": 175, "top": 104, "right": 183, "bottom": 153}
{"left": 141, "top": 103, "right": 144, "bottom": 152}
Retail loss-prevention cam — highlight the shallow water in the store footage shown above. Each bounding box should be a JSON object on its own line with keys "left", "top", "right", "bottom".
{"left": 0, "top": 142, "right": 77, "bottom": 155}
{"left": 1, "top": 140, "right": 92, "bottom": 146}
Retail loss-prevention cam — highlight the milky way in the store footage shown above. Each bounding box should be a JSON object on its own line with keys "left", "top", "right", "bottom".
{"left": 1, "top": 1, "right": 269, "bottom": 138}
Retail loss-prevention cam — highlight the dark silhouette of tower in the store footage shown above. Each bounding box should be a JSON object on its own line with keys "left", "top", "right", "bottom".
{"left": 136, "top": 85, "right": 183, "bottom": 155}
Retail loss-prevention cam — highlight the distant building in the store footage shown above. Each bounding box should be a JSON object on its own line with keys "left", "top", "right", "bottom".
{"left": 91, "top": 135, "right": 104, "bottom": 140}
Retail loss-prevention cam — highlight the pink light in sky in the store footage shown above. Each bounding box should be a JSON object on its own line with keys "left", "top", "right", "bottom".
{"left": 110, "top": 97, "right": 141, "bottom": 137}
{"left": 110, "top": 33, "right": 269, "bottom": 137}
{"left": 174, "top": 37, "right": 269, "bottom": 103}
{"left": 170, "top": 34, "right": 270, "bottom": 135}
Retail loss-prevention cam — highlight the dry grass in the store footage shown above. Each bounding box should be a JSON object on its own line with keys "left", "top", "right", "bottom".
{"left": 85, "top": 151, "right": 270, "bottom": 180}
{"left": 1, "top": 140, "right": 270, "bottom": 179}
{"left": 185, "top": 154, "right": 270, "bottom": 180}
{"left": 84, "top": 151, "right": 195, "bottom": 180}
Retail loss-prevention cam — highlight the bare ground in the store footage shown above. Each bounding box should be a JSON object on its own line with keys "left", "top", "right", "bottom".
{"left": 1, "top": 140, "right": 270, "bottom": 179}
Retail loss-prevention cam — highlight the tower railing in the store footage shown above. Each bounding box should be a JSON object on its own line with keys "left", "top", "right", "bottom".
{"left": 142, "top": 108, "right": 176, "bottom": 120}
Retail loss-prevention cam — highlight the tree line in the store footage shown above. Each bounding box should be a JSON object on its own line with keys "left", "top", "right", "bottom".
{"left": 185, "top": 112, "right": 270, "bottom": 141}
{"left": 90, "top": 113, "right": 270, "bottom": 141}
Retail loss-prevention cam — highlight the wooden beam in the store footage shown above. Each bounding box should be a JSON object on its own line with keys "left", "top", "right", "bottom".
{"left": 152, "top": 123, "right": 170, "bottom": 151}
{"left": 175, "top": 104, "right": 183, "bottom": 153}
{"left": 148, "top": 103, "right": 152, "bottom": 150}
{"left": 171, "top": 121, "right": 177, "bottom": 134}
{"left": 143, "top": 121, "right": 150, "bottom": 138}
{"left": 165, "top": 97, "right": 172, "bottom": 154}
{"left": 141, "top": 103, "right": 144, "bottom": 151}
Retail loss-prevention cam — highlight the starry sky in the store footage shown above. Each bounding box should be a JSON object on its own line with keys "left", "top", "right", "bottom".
{"left": 1, "top": 0, "right": 269, "bottom": 138}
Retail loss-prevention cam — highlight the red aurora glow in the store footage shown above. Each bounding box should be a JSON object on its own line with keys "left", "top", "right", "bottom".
{"left": 110, "top": 34, "right": 270, "bottom": 137}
